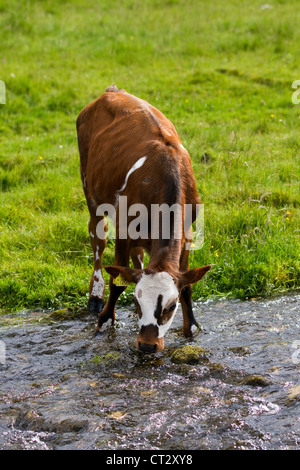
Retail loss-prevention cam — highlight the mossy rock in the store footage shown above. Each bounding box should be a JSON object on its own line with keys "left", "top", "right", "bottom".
{"left": 240, "top": 375, "right": 271, "bottom": 387}
{"left": 79, "top": 351, "right": 121, "bottom": 369}
{"left": 89, "top": 351, "right": 121, "bottom": 365}
{"left": 48, "top": 307, "right": 89, "bottom": 321}
{"left": 48, "top": 307, "right": 74, "bottom": 320}
{"left": 171, "top": 345, "right": 209, "bottom": 364}
{"left": 208, "top": 362, "right": 224, "bottom": 372}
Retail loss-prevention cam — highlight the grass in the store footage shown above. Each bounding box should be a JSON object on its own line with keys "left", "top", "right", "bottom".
{"left": 0, "top": 0, "right": 299, "bottom": 312}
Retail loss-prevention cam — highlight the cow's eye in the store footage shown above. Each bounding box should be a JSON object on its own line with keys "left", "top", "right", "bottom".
{"left": 168, "top": 303, "right": 176, "bottom": 312}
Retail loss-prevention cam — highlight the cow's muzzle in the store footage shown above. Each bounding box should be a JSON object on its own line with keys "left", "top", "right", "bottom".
{"left": 136, "top": 324, "right": 164, "bottom": 353}
{"left": 138, "top": 341, "right": 157, "bottom": 353}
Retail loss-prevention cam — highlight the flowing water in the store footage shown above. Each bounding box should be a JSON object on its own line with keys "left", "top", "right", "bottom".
{"left": 0, "top": 293, "right": 300, "bottom": 450}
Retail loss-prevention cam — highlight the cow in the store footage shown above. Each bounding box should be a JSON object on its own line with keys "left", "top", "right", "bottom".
{"left": 76, "top": 85, "right": 211, "bottom": 353}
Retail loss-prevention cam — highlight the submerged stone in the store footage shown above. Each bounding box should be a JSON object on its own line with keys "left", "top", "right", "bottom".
{"left": 171, "top": 345, "right": 209, "bottom": 364}
{"left": 229, "top": 346, "right": 251, "bottom": 356}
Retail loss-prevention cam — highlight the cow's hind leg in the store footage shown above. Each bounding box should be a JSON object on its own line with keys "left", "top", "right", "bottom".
{"left": 88, "top": 217, "right": 106, "bottom": 314}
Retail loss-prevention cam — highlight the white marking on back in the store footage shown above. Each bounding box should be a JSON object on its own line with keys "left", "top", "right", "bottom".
{"left": 116, "top": 156, "right": 147, "bottom": 204}
{"left": 90, "top": 198, "right": 97, "bottom": 209}
{"left": 91, "top": 269, "right": 104, "bottom": 298}
{"left": 95, "top": 245, "right": 100, "bottom": 261}
{"left": 90, "top": 231, "right": 95, "bottom": 239}
{"left": 137, "top": 254, "right": 144, "bottom": 270}
{"left": 135, "top": 271, "right": 179, "bottom": 338}
{"left": 81, "top": 172, "right": 87, "bottom": 189}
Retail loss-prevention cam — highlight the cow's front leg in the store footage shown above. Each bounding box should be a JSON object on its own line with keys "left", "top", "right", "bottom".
{"left": 96, "top": 281, "right": 126, "bottom": 330}
{"left": 179, "top": 245, "right": 199, "bottom": 337}
{"left": 96, "top": 240, "right": 130, "bottom": 331}
{"left": 180, "top": 285, "right": 199, "bottom": 337}
{"left": 88, "top": 217, "right": 106, "bottom": 314}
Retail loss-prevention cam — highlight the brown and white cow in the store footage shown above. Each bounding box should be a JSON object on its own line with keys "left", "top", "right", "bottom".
{"left": 76, "top": 85, "right": 210, "bottom": 353}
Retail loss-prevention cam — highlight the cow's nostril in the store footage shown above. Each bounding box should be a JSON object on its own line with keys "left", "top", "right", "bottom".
{"left": 138, "top": 341, "right": 157, "bottom": 353}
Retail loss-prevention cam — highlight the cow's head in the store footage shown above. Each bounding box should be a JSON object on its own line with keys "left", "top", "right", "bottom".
{"left": 105, "top": 265, "right": 211, "bottom": 353}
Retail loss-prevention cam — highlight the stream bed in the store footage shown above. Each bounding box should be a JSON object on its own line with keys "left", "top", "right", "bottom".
{"left": 0, "top": 293, "right": 300, "bottom": 450}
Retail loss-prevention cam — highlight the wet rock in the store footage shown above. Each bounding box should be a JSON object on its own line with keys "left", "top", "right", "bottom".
{"left": 15, "top": 409, "right": 88, "bottom": 433}
{"left": 89, "top": 352, "right": 121, "bottom": 366}
{"left": 193, "top": 386, "right": 212, "bottom": 395}
{"left": 48, "top": 307, "right": 89, "bottom": 321}
{"left": 79, "top": 351, "right": 121, "bottom": 370}
{"left": 15, "top": 410, "right": 45, "bottom": 431}
{"left": 49, "top": 418, "right": 89, "bottom": 433}
{"left": 287, "top": 385, "right": 300, "bottom": 401}
{"left": 208, "top": 362, "right": 224, "bottom": 371}
{"left": 140, "top": 389, "right": 158, "bottom": 397}
{"left": 171, "top": 345, "right": 209, "bottom": 364}
{"left": 107, "top": 411, "right": 127, "bottom": 420}
{"left": 49, "top": 308, "right": 71, "bottom": 320}
{"left": 229, "top": 346, "right": 251, "bottom": 356}
{"left": 240, "top": 375, "right": 271, "bottom": 387}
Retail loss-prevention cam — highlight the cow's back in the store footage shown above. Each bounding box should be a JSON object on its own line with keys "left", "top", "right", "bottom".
{"left": 77, "top": 87, "right": 199, "bottom": 210}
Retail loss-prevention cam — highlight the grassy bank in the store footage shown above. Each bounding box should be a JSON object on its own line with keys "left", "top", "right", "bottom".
{"left": 0, "top": 0, "right": 299, "bottom": 312}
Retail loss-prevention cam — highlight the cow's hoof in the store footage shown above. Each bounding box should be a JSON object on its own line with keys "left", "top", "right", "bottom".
{"left": 88, "top": 296, "right": 105, "bottom": 314}
{"left": 191, "top": 323, "right": 200, "bottom": 336}
{"left": 184, "top": 322, "right": 200, "bottom": 338}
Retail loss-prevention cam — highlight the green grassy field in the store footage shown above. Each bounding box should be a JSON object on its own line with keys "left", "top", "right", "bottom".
{"left": 0, "top": 0, "right": 299, "bottom": 313}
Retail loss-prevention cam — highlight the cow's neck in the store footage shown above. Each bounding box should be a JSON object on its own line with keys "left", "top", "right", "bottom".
{"left": 147, "top": 164, "right": 184, "bottom": 273}
{"left": 147, "top": 238, "right": 182, "bottom": 273}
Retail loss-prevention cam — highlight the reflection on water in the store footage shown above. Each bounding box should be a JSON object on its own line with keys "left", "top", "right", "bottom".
{"left": 0, "top": 293, "right": 300, "bottom": 450}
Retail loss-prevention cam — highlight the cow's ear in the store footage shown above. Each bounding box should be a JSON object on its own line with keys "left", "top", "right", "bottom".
{"left": 178, "top": 265, "right": 211, "bottom": 289}
{"left": 105, "top": 266, "right": 142, "bottom": 284}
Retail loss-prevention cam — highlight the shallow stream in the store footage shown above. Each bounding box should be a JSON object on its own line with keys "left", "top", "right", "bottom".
{"left": 0, "top": 293, "right": 299, "bottom": 450}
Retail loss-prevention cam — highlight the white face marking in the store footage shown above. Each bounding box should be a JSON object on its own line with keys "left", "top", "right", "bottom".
{"left": 134, "top": 272, "right": 179, "bottom": 338}
{"left": 116, "top": 156, "right": 147, "bottom": 197}
{"left": 91, "top": 269, "right": 104, "bottom": 297}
